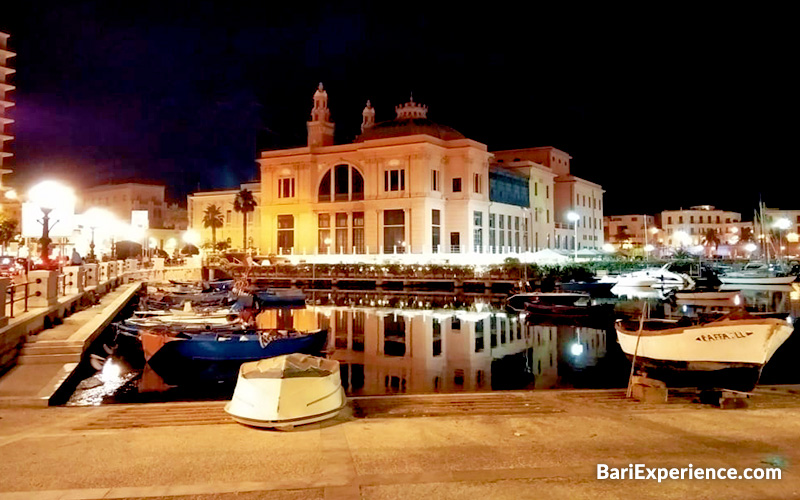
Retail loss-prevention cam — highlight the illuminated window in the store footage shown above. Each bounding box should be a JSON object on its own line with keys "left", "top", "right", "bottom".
{"left": 384, "top": 210, "right": 405, "bottom": 253}
{"left": 278, "top": 178, "right": 295, "bottom": 198}
{"left": 432, "top": 170, "right": 441, "bottom": 191}
{"left": 353, "top": 212, "right": 365, "bottom": 254}
{"left": 277, "top": 215, "right": 294, "bottom": 253}
{"left": 384, "top": 169, "right": 405, "bottom": 192}
{"left": 318, "top": 213, "right": 330, "bottom": 254}
{"left": 335, "top": 213, "right": 348, "bottom": 253}
{"left": 318, "top": 165, "right": 364, "bottom": 202}
{"left": 432, "top": 209, "right": 441, "bottom": 253}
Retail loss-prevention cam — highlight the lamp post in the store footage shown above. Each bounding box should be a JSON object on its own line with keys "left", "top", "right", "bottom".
{"left": 82, "top": 207, "right": 115, "bottom": 263}
{"left": 773, "top": 218, "right": 791, "bottom": 261}
{"left": 28, "top": 180, "right": 75, "bottom": 269}
{"left": 567, "top": 211, "right": 580, "bottom": 261}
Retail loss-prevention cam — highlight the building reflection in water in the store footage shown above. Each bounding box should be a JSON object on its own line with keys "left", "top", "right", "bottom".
{"left": 263, "top": 305, "right": 610, "bottom": 396}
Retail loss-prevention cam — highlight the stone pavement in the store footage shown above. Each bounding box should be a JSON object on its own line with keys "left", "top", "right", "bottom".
{"left": 1, "top": 387, "right": 800, "bottom": 499}
{"left": 0, "top": 283, "right": 141, "bottom": 407}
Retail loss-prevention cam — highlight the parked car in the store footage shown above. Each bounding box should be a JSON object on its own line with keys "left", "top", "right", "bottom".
{"left": 0, "top": 256, "right": 23, "bottom": 277}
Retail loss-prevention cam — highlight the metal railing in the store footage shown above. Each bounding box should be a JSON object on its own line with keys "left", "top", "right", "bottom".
{"left": 6, "top": 280, "right": 31, "bottom": 319}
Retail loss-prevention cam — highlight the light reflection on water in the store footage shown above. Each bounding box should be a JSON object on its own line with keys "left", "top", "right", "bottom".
{"left": 65, "top": 285, "right": 800, "bottom": 405}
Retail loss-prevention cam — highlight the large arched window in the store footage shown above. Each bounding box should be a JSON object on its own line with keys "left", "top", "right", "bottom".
{"left": 318, "top": 164, "right": 364, "bottom": 202}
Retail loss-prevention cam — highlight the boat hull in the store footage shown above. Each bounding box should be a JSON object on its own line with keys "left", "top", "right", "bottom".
{"left": 617, "top": 318, "right": 793, "bottom": 368}
{"left": 225, "top": 356, "right": 345, "bottom": 429}
{"left": 145, "top": 329, "right": 329, "bottom": 365}
{"left": 718, "top": 275, "right": 796, "bottom": 285}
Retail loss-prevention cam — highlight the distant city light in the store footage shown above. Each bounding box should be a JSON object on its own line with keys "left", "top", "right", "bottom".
{"left": 745, "top": 243, "right": 757, "bottom": 252}
{"left": 773, "top": 218, "right": 791, "bottom": 230}
{"left": 182, "top": 229, "right": 200, "bottom": 245}
{"left": 602, "top": 243, "right": 615, "bottom": 253}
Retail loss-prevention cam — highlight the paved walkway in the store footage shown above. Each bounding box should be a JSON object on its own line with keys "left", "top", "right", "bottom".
{"left": 1, "top": 387, "right": 800, "bottom": 499}
{"left": 0, "top": 283, "right": 141, "bottom": 406}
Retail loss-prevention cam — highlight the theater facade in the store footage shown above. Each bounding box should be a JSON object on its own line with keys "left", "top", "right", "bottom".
{"left": 256, "top": 84, "right": 604, "bottom": 263}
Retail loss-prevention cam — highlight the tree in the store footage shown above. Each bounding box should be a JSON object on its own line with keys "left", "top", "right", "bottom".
{"left": 702, "top": 228, "right": 721, "bottom": 257}
{"left": 0, "top": 217, "right": 17, "bottom": 254}
{"left": 233, "top": 188, "right": 257, "bottom": 250}
{"left": 202, "top": 204, "right": 224, "bottom": 249}
{"left": 614, "top": 226, "right": 631, "bottom": 244}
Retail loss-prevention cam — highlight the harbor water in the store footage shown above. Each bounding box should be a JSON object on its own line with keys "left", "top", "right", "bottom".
{"left": 65, "top": 285, "right": 800, "bottom": 406}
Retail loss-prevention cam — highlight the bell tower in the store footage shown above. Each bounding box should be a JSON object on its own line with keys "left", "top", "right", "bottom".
{"left": 307, "top": 83, "right": 335, "bottom": 148}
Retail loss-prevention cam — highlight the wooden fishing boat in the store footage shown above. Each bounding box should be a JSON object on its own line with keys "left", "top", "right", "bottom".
{"left": 140, "top": 327, "right": 329, "bottom": 364}
{"left": 616, "top": 311, "right": 794, "bottom": 390}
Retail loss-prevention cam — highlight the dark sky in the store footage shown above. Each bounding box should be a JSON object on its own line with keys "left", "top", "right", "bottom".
{"left": 2, "top": 2, "right": 797, "bottom": 216}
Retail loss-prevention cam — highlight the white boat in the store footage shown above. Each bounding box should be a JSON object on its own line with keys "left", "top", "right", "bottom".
{"left": 602, "top": 263, "right": 694, "bottom": 289}
{"left": 225, "top": 354, "right": 346, "bottom": 429}
{"left": 616, "top": 313, "right": 794, "bottom": 390}
{"left": 610, "top": 285, "right": 670, "bottom": 300}
{"left": 718, "top": 262, "right": 797, "bottom": 285}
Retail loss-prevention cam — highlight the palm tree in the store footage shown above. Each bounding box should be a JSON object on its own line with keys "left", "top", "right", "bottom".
{"left": 702, "top": 228, "right": 721, "bottom": 257}
{"left": 202, "top": 204, "right": 224, "bottom": 249}
{"left": 233, "top": 188, "right": 257, "bottom": 250}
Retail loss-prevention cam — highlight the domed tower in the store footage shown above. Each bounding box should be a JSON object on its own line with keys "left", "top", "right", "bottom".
{"left": 307, "top": 83, "right": 335, "bottom": 148}
{"left": 355, "top": 94, "right": 465, "bottom": 142}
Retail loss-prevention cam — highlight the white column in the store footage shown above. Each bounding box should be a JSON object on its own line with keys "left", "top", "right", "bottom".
{"left": 63, "top": 265, "right": 85, "bottom": 294}
{"left": 28, "top": 270, "right": 59, "bottom": 308}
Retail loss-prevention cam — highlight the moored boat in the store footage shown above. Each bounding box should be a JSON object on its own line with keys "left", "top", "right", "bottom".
{"left": 506, "top": 291, "right": 589, "bottom": 313}
{"left": 616, "top": 312, "right": 794, "bottom": 390}
{"left": 508, "top": 292, "right": 614, "bottom": 318}
{"left": 140, "top": 327, "right": 329, "bottom": 365}
{"left": 225, "top": 354, "right": 345, "bottom": 429}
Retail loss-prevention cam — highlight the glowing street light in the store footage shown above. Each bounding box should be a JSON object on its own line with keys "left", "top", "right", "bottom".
{"left": 745, "top": 243, "right": 757, "bottom": 253}
{"left": 567, "top": 211, "right": 580, "bottom": 260}
{"left": 28, "top": 180, "right": 75, "bottom": 268}
{"left": 82, "top": 207, "right": 115, "bottom": 262}
{"left": 774, "top": 218, "right": 791, "bottom": 260}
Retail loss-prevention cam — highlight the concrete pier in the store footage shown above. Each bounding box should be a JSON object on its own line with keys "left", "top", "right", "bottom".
{"left": 0, "top": 282, "right": 142, "bottom": 407}
{"left": 0, "top": 387, "right": 799, "bottom": 498}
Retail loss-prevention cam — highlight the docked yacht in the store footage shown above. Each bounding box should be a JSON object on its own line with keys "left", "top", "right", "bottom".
{"left": 718, "top": 262, "right": 797, "bottom": 285}
{"left": 599, "top": 263, "right": 695, "bottom": 290}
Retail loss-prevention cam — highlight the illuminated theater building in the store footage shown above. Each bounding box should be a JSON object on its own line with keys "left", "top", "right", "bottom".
{"left": 257, "top": 84, "right": 604, "bottom": 262}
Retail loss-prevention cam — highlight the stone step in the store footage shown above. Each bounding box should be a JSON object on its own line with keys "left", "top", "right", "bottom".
{"left": 20, "top": 344, "right": 83, "bottom": 356}
{"left": 17, "top": 353, "right": 83, "bottom": 364}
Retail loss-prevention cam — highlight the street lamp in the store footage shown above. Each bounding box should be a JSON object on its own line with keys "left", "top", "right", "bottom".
{"left": 28, "top": 180, "right": 75, "bottom": 269}
{"left": 773, "top": 218, "right": 791, "bottom": 261}
{"left": 82, "top": 207, "right": 115, "bottom": 263}
{"left": 567, "top": 211, "right": 580, "bottom": 260}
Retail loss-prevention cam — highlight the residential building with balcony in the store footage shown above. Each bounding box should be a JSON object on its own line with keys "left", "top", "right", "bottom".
{"left": 660, "top": 205, "right": 748, "bottom": 247}
{"left": 604, "top": 214, "right": 657, "bottom": 247}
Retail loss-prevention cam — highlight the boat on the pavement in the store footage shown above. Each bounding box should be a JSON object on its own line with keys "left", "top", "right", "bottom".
{"left": 225, "top": 354, "right": 345, "bottom": 429}
{"left": 616, "top": 310, "right": 794, "bottom": 391}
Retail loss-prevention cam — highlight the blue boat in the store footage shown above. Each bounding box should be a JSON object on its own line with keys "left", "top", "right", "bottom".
{"left": 141, "top": 328, "right": 329, "bottom": 366}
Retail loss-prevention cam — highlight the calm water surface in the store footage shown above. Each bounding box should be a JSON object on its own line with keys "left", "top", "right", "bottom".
{"left": 65, "top": 285, "right": 800, "bottom": 406}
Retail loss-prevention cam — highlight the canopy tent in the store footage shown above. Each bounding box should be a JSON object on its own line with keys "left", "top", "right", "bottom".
{"left": 523, "top": 249, "right": 571, "bottom": 265}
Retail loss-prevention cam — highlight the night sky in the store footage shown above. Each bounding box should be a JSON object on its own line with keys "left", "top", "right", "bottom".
{"left": 3, "top": 3, "right": 797, "bottom": 217}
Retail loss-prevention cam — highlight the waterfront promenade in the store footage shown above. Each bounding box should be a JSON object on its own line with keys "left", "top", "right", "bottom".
{"left": 1, "top": 387, "right": 800, "bottom": 499}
